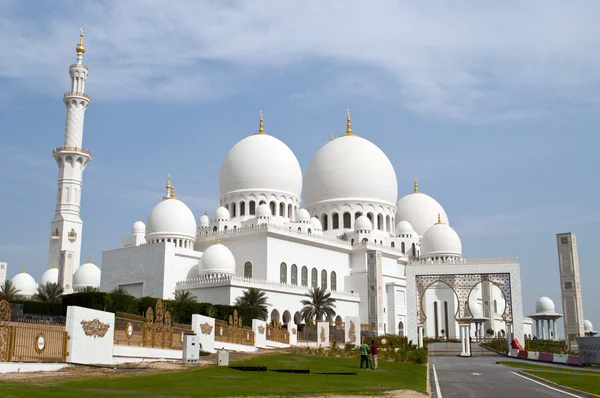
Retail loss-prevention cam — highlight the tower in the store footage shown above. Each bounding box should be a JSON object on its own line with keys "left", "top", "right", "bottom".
{"left": 557, "top": 233, "right": 585, "bottom": 343}
{"left": 47, "top": 28, "right": 92, "bottom": 293}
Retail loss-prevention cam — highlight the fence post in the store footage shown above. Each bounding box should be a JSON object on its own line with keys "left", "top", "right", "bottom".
{"left": 252, "top": 319, "right": 267, "bottom": 348}
{"left": 65, "top": 306, "right": 115, "bottom": 365}
{"left": 191, "top": 314, "right": 215, "bottom": 353}
{"left": 287, "top": 321, "right": 297, "bottom": 346}
{"left": 317, "top": 322, "right": 330, "bottom": 348}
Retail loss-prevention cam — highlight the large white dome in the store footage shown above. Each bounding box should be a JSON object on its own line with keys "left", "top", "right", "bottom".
{"left": 535, "top": 297, "right": 555, "bottom": 314}
{"left": 146, "top": 197, "right": 197, "bottom": 241}
{"left": 199, "top": 241, "right": 236, "bottom": 276}
{"left": 219, "top": 133, "right": 302, "bottom": 198}
{"left": 420, "top": 219, "right": 462, "bottom": 258}
{"left": 73, "top": 261, "right": 101, "bottom": 289}
{"left": 303, "top": 134, "right": 398, "bottom": 207}
{"left": 584, "top": 319, "right": 594, "bottom": 332}
{"left": 396, "top": 190, "right": 448, "bottom": 237}
{"left": 11, "top": 271, "right": 37, "bottom": 297}
{"left": 39, "top": 267, "right": 59, "bottom": 286}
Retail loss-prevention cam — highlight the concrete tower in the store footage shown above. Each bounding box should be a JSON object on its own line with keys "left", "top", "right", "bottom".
{"left": 47, "top": 29, "right": 92, "bottom": 294}
{"left": 557, "top": 233, "right": 585, "bottom": 343}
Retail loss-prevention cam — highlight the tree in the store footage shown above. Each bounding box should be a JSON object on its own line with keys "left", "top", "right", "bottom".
{"left": 81, "top": 286, "right": 99, "bottom": 293}
{"left": 34, "top": 282, "right": 64, "bottom": 302}
{"left": 111, "top": 286, "right": 129, "bottom": 295}
{"left": 174, "top": 290, "right": 197, "bottom": 302}
{"left": 486, "top": 328, "right": 495, "bottom": 337}
{"left": 235, "top": 287, "right": 270, "bottom": 321}
{"left": 0, "top": 280, "right": 20, "bottom": 301}
{"left": 300, "top": 287, "right": 336, "bottom": 322}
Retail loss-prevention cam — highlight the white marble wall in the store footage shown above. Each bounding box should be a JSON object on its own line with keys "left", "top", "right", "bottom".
{"left": 317, "top": 321, "right": 330, "bottom": 347}
{"left": 288, "top": 321, "right": 298, "bottom": 346}
{"left": 66, "top": 306, "right": 115, "bottom": 364}
{"left": 192, "top": 314, "right": 215, "bottom": 353}
{"left": 253, "top": 319, "right": 267, "bottom": 348}
{"left": 345, "top": 316, "right": 361, "bottom": 346}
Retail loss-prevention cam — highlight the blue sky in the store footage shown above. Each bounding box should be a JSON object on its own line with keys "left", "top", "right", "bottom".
{"left": 1, "top": 1, "right": 599, "bottom": 332}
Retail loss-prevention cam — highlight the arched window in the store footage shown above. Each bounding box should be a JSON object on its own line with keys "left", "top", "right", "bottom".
{"left": 355, "top": 212, "right": 361, "bottom": 220}
{"left": 343, "top": 212, "right": 351, "bottom": 229}
{"left": 367, "top": 212, "right": 373, "bottom": 223}
{"left": 412, "top": 243, "right": 416, "bottom": 257}
{"left": 244, "top": 261, "right": 252, "bottom": 278}
{"left": 331, "top": 271, "right": 337, "bottom": 291}
{"left": 249, "top": 201, "right": 256, "bottom": 215}
{"left": 332, "top": 213, "right": 339, "bottom": 229}
{"left": 362, "top": 238, "right": 368, "bottom": 243}
{"left": 288, "top": 204, "right": 292, "bottom": 218}
{"left": 259, "top": 200, "right": 266, "bottom": 205}
{"left": 279, "top": 202, "right": 285, "bottom": 217}
{"left": 301, "top": 266, "right": 308, "bottom": 287}
{"left": 240, "top": 201, "right": 246, "bottom": 216}
{"left": 351, "top": 239, "right": 355, "bottom": 246}
{"left": 291, "top": 264, "right": 298, "bottom": 285}
{"left": 308, "top": 228, "right": 312, "bottom": 234}
{"left": 433, "top": 302, "right": 439, "bottom": 338}
{"left": 386, "top": 215, "right": 390, "bottom": 232}
{"left": 65, "top": 187, "right": 70, "bottom": 202}
{"left": 398, "top": 321, "right": 405, "bottom": 337}
{"left": 269, "top": 201, "right": 276, "bottom": 216}
{"left": 213, "top": 226, "right": 218, "bottom": 232}
{"left": 280, "top": 262, "right": 287, "bottom": 284}
{"left": 225, "top": 203, "right": 229, "bottom": 211}
{"left": 311, "top": 268, "right": 318, "bottom": 288}
{"left": 298, "top": 227, "right": 302, "bottom": 232}
{"left": 391, "top": 242, "right": 395, "bottom": 248}
{"left": 377, "top": 214, "right": 384, "bottom": 230}
{"left": 444, "top": 301, "right": 449, "bottom": 336}
{"left": 231, "top": 202, "right": 237, "bottom": 217}
{"left": 322, "top": 214, "right": 328, "bottom": 231}
{"left": 494, "top": 300, "right": 498, "bottom": 314}
{"left": 321, "top": 270, "right": 327, "bottom": 290}
{"left": 401, "top": 242, "right": 405, "bottom": 254}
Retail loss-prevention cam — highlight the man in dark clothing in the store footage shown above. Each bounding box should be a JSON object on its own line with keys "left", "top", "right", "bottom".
{"left": 370, "top": 340, "right": 378, "bottom": 370}
{"left": 359, "top": 341, "right": 370, "bottom": 368}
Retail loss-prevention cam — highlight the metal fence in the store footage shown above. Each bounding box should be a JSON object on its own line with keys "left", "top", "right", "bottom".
{"left": 214, "top": 310, "right": 254, "bottom": 347}
{"left": 266, "top": 320, "right": 289, "bottom": 344}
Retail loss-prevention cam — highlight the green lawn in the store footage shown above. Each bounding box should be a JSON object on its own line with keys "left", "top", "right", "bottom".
{"left": 0, "top": 354, "right": 427, "bottom": 397}
{"left": 497, "top": 361, "right": 598, "bottom": 375}
{"left": 525, "top": 371, "right": 600, "bottom": 395}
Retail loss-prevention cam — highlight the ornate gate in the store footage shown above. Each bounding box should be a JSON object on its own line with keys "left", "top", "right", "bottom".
{"left": 142, "top": 299, "right": 173, "bottom": 348}
{"left": 0, "top": 300, "right": 12, "bottom": 361}
{"left": 266, "top": 319, "right": 289, "bottom": 344}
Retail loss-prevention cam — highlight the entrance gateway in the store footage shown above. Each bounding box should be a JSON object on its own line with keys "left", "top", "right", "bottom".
{"left": 406, "top": 258, "right": 525, "bottom": 356}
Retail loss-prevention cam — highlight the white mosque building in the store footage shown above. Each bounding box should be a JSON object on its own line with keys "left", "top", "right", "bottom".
{"left": 3, "top": 30, "right": 552, "bottom": 340}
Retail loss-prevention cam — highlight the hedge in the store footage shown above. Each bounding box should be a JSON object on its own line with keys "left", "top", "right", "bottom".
{"left": 11, "top": 299, "right": 63, "bottom": 317}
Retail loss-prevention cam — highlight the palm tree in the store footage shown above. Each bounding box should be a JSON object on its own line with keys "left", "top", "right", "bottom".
{"left": 34, "top": 282, "right": 64, "bottom": 302}
{"left": 111, "top": 286, "right": 129, "bottom": 295}
{"left": 300, "top": 287, "right": 336, "bottom": 322}
{"left": 81, "top": 286, "right": 99, "bottom": 293}
{"left": 235, "top": 288, "right": 270, "bottom": 321}
{"left": 0, "top": 280, "right": 20, "bottom": 301}
{"left": 174, "top": 290, "right": 197, "bottom": 302}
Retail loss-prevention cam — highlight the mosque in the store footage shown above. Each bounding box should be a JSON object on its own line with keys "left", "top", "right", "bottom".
{"left": 5, "top": 31, "right": 596, "bottom": 341}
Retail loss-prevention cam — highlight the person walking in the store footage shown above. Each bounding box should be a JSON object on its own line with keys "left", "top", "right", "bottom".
{"left": 359, "top": 341, "right": 370, "bottom": 369}
{"left": 370, "top": 340, "right": 378, "bottom": 370}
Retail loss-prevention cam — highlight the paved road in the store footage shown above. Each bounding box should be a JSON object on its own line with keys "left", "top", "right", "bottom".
{"left": 428, "top": 343, "right": 585, "bottom": 398}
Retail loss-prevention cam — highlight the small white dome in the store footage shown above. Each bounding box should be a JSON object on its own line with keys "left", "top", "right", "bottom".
{"left": 355, "top": 215, "right": 373, "bottom": 231}
{"left": 214, "top": 206, "right": 230, "bottom": 220}
{"left": 39, "top": 267, "right": 59, "bottom": 286}
{"left": 219, "top": 133, "right": 303, "bottom": 198}
{"left": 470, "top": 304, "right": 484, "bottom": 318}
{"left": 310, "top": 216, "right": 323, "bottom": 230}
{"left": 395, "top": 219, "right": 415, "bottom": 236}
{"left": 297, "top": 208, "right": 310, "bottom": 221}
{"left": 146, "top": 198, "right": 197, "bottom": 241}
{"left": 73, "top": 261, "right": 101, "bottom": 289}
{"left": 303, "top": 134, "right": 398, "bottom": 207}
{"left": 584, "top": 319, "right": 594, "bottom": 332}
{"left": 11, "top": 271, "right": 37, "bottom": 297}
{"left": 256, "top": 203, "right": 272, "bottom": 218}
{"left": 199, "top": 213, "right": 211, "bottom": 228}
{"left": 396, "top": 190, "right": 448, "bottom": 237}
{"left": 199, "top": 242, "right": 236, "bottom": 275}
{"left": 535, "top": 297, "right": 555, "bottom": 314}
{"left": 132, "top": 220, "right": 146, "bottom": 235}
{"left": 420, "top": 219, "right": 462, "bottom": 258}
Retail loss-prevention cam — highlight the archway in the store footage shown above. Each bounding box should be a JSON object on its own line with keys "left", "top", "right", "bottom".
{"left": 420, "top": 280, "right": 460, "bottom": 339}
{"left": 282, "top": 310, "right": 291, "bottom": 325}
{"left": 467, "top": 280, "right": 508, "bottom": 341}
{"left": 270, "top": 309, "right": 280, "bottom": 323}
{"left": 398, "top": 321, "right": 405, "bottom": 337}
{"left": 335, "top": 315, "right": 343, "bottom": 329}
{"left": 294, "top": 311, "right": 302, "bottom": 325}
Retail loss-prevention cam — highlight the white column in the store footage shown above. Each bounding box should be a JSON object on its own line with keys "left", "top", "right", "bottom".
{"left": 459, "top": 324, "right": 471, "bottom": 357}
{"left": 553, "top": 319, "right": 558, "bottom": 341}
{"left": 506, "top": 323, "right": 513, "bottom": 356}
{"left": 417, "top": 325, "right": 424, "bottom": 348}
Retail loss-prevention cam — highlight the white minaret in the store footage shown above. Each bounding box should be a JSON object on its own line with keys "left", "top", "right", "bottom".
{"left": 47, "top": 28, "right": 92, "bottom": 293}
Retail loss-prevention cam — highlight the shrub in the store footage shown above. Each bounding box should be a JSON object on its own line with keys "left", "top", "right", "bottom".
{"left": 62, "top": 292, "right": 109, "bottom": 313}
{"left": 11, "top": 299, "right": 64, "bottom": 317}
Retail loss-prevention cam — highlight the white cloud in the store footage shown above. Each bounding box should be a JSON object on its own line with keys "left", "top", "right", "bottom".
{"left": 1, "top": 1, "right": 600, "bottom": 121}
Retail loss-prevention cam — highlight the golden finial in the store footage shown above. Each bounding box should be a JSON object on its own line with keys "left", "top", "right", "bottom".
{"left": 170, "top": 185, "right": 176, "bottom": 199}
{"left": 76, "top": 27, "right": 86, "bottom": 54}
{"left": 166, "top": 174, "right": 172, "bottom": 190}
{"left": 258, "top": 110, "right": 264, "bottom": 134}
{"left": 88, "top": 255, "right": 92, "bottom": 263}
{"left": 53, "top": 260, "right": 57, "bottom": 268}
{"left": 413, "top": 175, "right": 419, "bottom": 193}
{"left": 216, "top": 234, "right": 221, "bottom": 244}
{"left": 402, "top": 216, "right": 405, "bottom": 221}
{"left": 345, "top": 109, "right": 352, "bottom": 135}
{"left": 330, "top": 133, "right": 335, "bottom": 141}
{"left": 436, "top": 213, "right": 442, "bottom": 224}
{"left": 21, "top": 266, "right": 26, "bottom": 273}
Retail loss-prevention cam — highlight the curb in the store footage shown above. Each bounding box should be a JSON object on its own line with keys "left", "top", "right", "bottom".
{"left": 520, "top": 370, "right": 600, "bottom": 397}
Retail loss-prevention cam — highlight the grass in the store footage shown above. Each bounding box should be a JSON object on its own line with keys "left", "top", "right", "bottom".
{"left": 498, "top": 361, "right": 599, "bottom": 376}
{"left": 524, "top": 371, "right": 600, "bottom": 395}
{"left": 0, "top": 354, "right": 427, "bottom": 397}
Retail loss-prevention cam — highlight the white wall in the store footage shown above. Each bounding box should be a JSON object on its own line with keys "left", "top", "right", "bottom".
{"left": 192, "top": 314, "right": 215, "bottom": 353}
{"left": 66, "top": 306, "right": 115, "bottom": 365}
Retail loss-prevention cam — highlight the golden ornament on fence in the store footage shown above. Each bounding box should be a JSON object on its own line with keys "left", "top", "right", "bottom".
{"left": 200, "top": 322, "right": 213, "bottom": 335}
{"left": 81, "top": 319, "right": 111, "bottom": 338}
{"left": 320, "top": 326, "right": 326, "bottom": 342}
{"left": 349, "top": 320, "right": 357, "bottom": 342}
{"left": 258, "top": 325, "right": 265, "bottom": 335}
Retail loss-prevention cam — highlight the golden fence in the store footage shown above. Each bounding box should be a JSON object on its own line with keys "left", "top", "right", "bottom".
{"left": 113, "top": 300, "right": 193, "bottom": 350}
{"left": 266, "top": 319, "right": 289, "bottom": 344}
{"left": 0, "top": 301, "right": 69, "bottom": 363}
{"left": 214, "top": 310, "right": 254, "bottom": 346}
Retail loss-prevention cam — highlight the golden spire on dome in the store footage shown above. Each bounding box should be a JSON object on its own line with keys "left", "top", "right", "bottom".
{"left": 53, "top": 260, "right": 57, "bottom": 268}
{"left": 436, "top": 213, "right": 442, "bottom": 224}
{"left": 258, "top": 110, "right": 265, "bottom": 134}
{"left": 331, "top": 133, "right": 335, "bottom": 141}
{"left": 345, "top": 109, "right": 352, "bottom": 135}
{"left": 413, "top": 175, "right": 419, "bottom": 193}
{"left": 76, "top": 27, "right": 86, "bottom": 54}
{"left": 216, "top": 234, "right": 221, "bottom": 244}
{"left": 21, "top": 266, "right": 26, "bottom": 273}
{"left": 88, "top": 255, "right": 92, "bottom": 263}
{"left": 170, "top": 185, "right": 176, "bottom": 199}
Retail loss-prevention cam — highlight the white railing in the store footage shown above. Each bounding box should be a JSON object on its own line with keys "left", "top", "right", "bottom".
{"left": 176, "top": 274, "right": 360, "bottom": 300}
{"left": 408, "top": 257, "right": 519, "bottom": 266}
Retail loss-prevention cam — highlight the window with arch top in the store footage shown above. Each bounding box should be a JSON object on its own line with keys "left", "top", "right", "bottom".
{"left": 331, "top": 271, "right": 337, "bottom": 291}
{"left": 291, "top": 264, "right": 298, "bottom": 285}
{"left": 240, "top": 201, "right": 246, "bottom": 216}
{"left": 279, "top": 202, "right": 285, "bottom": 217}
{"left": 280, "top": 262, "right": 287, "bottom": 284}
{"left": 249, "top": 201, "right": 256, "bottom": 215}
{"left": 311, "top": 267, "right": 318, "bottom": 288}
{"left": 332, "top": 213, "right": 339, "bottom": 229}
{"left": 343, "top": 212, "right": 351, "bottom": 229}
{"left": 322, "top": 214, "right": 328, "bottom": 231}
{"left": 321, "top": 269, "right": 327, "bottom": 290}
{"left": 301, "top": 266, "right": 308, "bottom": 287}
{"left": 244, "top": 261, "right": 252, "bottom": 278}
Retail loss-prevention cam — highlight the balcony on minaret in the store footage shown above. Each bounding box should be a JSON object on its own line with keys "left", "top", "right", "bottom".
{"left": 51, "top": 229, "right": 60, "bottom": 240}
{"left": 70, "top": 64, "right": 89, "bottom": 71}
{"left": 68, "top": 229, "right": 78, "bottom": 241}
{"left": 64, "top": 92, "right": 90, "bottom": 100}
{"left": 53, "top": 146, "right": 92, "bottom": 156}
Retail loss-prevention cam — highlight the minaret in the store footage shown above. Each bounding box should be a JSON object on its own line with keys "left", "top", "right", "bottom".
{"left": 47, "top": 28, "right": 92, "bottom": 293}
